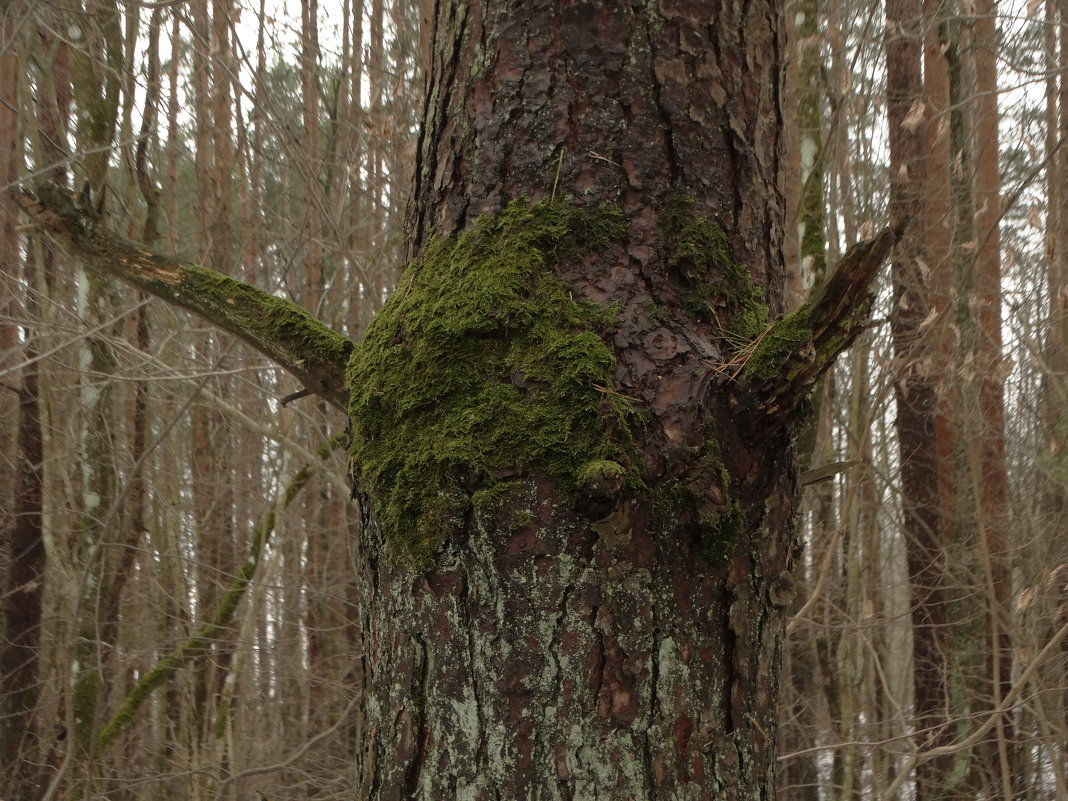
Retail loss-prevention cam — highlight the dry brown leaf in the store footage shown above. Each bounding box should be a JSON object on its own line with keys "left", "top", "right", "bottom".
{"left": 900, "top": 99, "right": 926, "bottom": 133}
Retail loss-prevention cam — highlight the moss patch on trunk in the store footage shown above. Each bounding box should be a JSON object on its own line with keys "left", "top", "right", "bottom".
{"left": 741, "top": 303, "right": 813, "bottom": 383}
{"left": 346, "top": 200, "right": 640, "bottom": 566}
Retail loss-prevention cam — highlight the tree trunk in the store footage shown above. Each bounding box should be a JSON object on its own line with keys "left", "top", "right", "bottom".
{"left": 884, "top": 0, "right": 957, "bottom": 795}
{"left": 350, "top": 2, "right": 844, "bottom": 798}
{"left": 967, "top": 1, "right": 1016, "bottom": 792}
{"left": 1, "top": 9, "right": 48, "bottom": 798}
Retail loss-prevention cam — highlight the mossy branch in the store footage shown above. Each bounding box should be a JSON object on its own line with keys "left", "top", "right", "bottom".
{"left": 746, "top": 226, "right": 899, "bottom": 422}
{"left": 14, "top": 183, "right": 352, "bottom": 410}
{"left": 93, "top": 435, "right": 343, "bottom": 755}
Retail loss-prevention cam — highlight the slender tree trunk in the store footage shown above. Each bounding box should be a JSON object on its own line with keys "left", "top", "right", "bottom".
{"left": 0, "top": 25, "right": 46, "bottom": 785}
{"left": 969, "top": 1, "right": 1016, "bottom": 793}
{"left": 301, "top": 0, "right": 324, "bottom": 318}
{"left": 0, "top": 11, "right": 45, "bottom": 799}
{"left": 779, "top": 3, "right": 827, "bottom": 791}
{"left": 884, "top": 0, "right": 955, "bottom": 795}
{"left": 1, "top": 327, "right": 45, "bottom": 801}
{"left": 3, "top": 12, "right": 71, "bottom": 798}
{"left": 923, "top": 0, "right": 957, "bottom": 551}
{"left": 792, "top": 0, "right": 828, "bottom": 296}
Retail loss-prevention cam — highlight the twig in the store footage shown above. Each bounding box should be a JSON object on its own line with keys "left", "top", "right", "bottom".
{"left": 591, "top": 383, "right": 645, "bottom": 403}
{"left": 882, "top": 615, "right": 1068, "bottom": 799}
{"left": 551, "top": 146, "right": 565, "bottom": 203}
{"left": 279, "top": 388, "right": 312, "bottom": 407}
{"left": 588, "top": 150, "right": 624, "bottom": 169}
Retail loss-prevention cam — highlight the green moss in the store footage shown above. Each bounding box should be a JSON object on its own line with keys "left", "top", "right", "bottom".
{"left": 470, "top": 482, "right": 520, "bottom": 514}
{"left": 577, "top": 459, "right": 626, "bottom": 483}
{"left": 649, "top": 478, "right": 690, "bottom": 530}
{"left": 177, "top": 264, "right": 352, "bottom": 365}
{"left": 71, "top": 642, "right": 102, "bottom": 752}
{"left": 576, "top": 459, "right": 627, "bottom": 498}
{"left": 727, "top": 301, "right": 771, "bottom": 346}
{"left": 669, "top": 218, "right": 735, "bottom": 281}
{"left": 470, "top": 481, "right": 536, "bottom": 529}
{"left": 662, "top": 196, "right": 768, "bottom": 342}
{"left": 347, "top": 200, "right": 639, "bottom": 566}
{"left": 742, "top": 303, "right": 813, "bottom": 383}
{"left": 692, "top": 422, "right": 739, "bottom": 567}
{"left": 647, "top": 423, "right": 738, "bottom": 569}
{"left": 640, "top": 300, "right": 668, "bottom": 323}
{"left": 699, "top": 507, "right": 741, "bottom": 565}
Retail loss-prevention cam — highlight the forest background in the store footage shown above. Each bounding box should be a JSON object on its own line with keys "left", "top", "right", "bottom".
{"left": 1, "top": 0, "right": 1067, "bottom": 798}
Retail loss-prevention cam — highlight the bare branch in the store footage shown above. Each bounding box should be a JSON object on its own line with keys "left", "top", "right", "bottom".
{"left": 748, "top": 226, "right": 899, "bottom": 423}
{"left": 13, "top": 182, "right": 352, "bottom": 410}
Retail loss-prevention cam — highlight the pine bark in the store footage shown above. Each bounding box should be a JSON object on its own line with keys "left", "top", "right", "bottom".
{"left": 355, "top": 2, "right": 823, "bottom": 798}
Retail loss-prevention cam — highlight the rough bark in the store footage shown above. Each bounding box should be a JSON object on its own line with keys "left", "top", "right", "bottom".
{"left": 353, "top": 3, "right": 885, "bottom": 798}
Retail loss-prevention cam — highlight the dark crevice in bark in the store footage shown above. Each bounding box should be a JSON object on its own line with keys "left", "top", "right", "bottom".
{"left": 408, "top": 0, "right": 468, "bottom": 259}
{"left": 442, "top": 1, "right": 469, "bottom": 234}
{"left": 402, "top": 634, "right": 430, "bottom": 798}
{"left": 643, "top": 13, "right": 680, "bottom": 188}
{"left": 732, "top": 587, "right": 756, "bottom": 794}
{"left": 460, "top": 570, "right": 488, "bottom": 771}
{"left": 549, "top": 580, "right": 570, "bottom": 699}
{"left": 362, "top": 502, "right": 381, "bottom": 596}
{"left": 367, "top": 696, "right": 383, "bottom": 799}
{"left": 723, "top": 596, "right": 738, "bottom": 739}
{"left": 591, "top": 623, "right": 606, "bottom": 703}
{"left": 725, "top": 130, "right": 745, "bottom": 258}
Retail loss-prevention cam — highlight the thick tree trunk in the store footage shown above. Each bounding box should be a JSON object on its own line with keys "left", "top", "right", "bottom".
{"left": 358, "top": 475, "right": 797, "bottom": 799}
{"left": 353, "top": 2, "right": 803, "bottom": 798}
